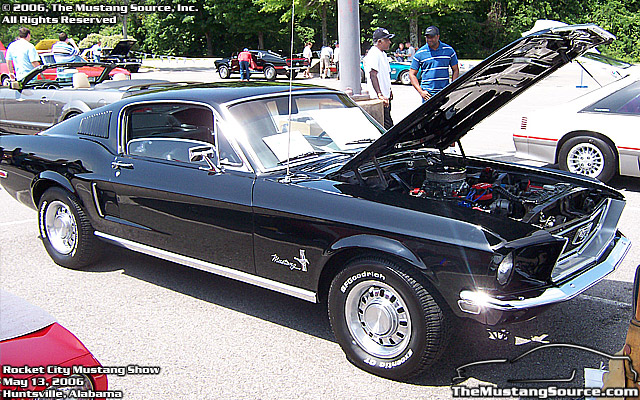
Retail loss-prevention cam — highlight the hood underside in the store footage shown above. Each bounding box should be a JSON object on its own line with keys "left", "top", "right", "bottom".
{"left": 338, "top": 24, "right": 615, "bottom": 174}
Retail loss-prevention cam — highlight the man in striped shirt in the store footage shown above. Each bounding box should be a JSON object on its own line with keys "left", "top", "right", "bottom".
{"left": 51, "top": 32, "right": 80, "bottom": 63}
{"left": 409, "top": 26, "right": 459, "bottom": 102}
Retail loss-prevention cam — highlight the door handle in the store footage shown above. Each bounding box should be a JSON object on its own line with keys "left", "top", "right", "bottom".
{"left": 111, "top": 161, "right": 134, "bottom": 169}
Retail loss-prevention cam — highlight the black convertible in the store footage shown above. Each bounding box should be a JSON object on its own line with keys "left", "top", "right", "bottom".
{"left": 0, "top": 25, "right": 630, "bottom": 379}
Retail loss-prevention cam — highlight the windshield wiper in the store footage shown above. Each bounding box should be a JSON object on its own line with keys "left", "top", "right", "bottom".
{"left": 277, "top": 151, "right": 327, "bottom": 165}
{"left": 345, "top": 138, "right": 376, "bottom": 145}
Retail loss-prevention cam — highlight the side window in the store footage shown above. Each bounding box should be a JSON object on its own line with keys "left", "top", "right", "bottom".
{"left": 125, "top": 103, "right": 241, "bottom": 166}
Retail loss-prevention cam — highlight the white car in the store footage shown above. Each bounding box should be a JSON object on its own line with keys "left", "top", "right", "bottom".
{"left": 514, "top": 74, "right": 640, "bottom": 182}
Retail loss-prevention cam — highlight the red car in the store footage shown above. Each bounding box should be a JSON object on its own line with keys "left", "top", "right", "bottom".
{"left": 0, "top": 290, "right": 108, "bottom": 398}
{"left": 39, "top": 53, "right": 131, "bottom": 80}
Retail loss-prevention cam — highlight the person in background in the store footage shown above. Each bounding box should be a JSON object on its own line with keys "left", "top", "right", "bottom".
{"left": 238, "top": 48, "right": 253, "bottom": 82}
{"left": 405, "top": 41, "right": 415, "bottom": 62}
{"left": 302, "top": 42, "right": 313, "bottom": 78}
{"left": 333, "top": 43, "right": 340, "bottom": 78}
{"left": 5, "top": 27, "right": 40, "bottom": 81}
{"left": 90, "top": 41, "right": 102, "bottom": 62}
{"left": 51, "top": 32, "right": 80, "bottom": 63}
{"left": 409, "top": 26, "right": 459, "bottom": 102}
{"left": 364, "top": 27, "right": 394, "bottom": 129}
{"left": 320, "top": 44, "right": 333, "bottom": 79}
{"left": 394, "top": 42, "right": 406, "bottom": 62}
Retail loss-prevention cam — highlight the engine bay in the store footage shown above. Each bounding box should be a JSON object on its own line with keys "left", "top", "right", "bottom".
{"left": 380, "top": 152, "right": 607, "bottom": 230}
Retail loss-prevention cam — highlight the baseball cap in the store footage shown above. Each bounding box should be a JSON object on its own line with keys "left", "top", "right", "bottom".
{"left": 424, "top": 26, "right": 440, "bottom": 36}
{"left": 372, "top": 28, "right": 395, "bottom": 41}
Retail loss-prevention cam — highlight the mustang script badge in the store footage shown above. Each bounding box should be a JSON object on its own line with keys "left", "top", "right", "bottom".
{"left": 271, "top": 249, "right": 309, "bottom": 272}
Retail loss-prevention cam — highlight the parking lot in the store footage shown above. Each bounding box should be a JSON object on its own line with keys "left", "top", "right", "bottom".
{"left": 2, "top": 60, "right": 640, "bottom": 398}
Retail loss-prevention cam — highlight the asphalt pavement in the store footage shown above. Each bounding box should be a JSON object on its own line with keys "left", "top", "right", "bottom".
{"left": 1, "top": 58, "right": 639, "bottom": 399}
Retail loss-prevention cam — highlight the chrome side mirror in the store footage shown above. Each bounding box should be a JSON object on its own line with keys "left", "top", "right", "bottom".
{"left": 189, "top": 145, "right": 221, "bottom": 173}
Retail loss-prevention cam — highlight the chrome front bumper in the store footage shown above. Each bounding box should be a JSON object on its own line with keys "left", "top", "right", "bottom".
{"left": 458, "top": 232, "right": 630, "bottom": 325}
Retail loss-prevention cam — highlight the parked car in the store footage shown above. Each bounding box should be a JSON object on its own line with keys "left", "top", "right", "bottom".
{"left": 0, "top": 61, "right": 175, "bottom": 134}
{"left": 215, "top": 50, "right": 308, "bottom": 81}
{"left": 0, "top": 25, "right": 630, "bottom": 380}
{"left": 0, "top": 290, "right": 108, "bottom": 396}
{"left": 514, "top": 75, "right": 640, "bottom": 182}
{"left": 39, "top": 53, "right": 131, "bottom": 80}
{"left": 0, "top": 50, "right": 11, "bottom": 86}
{"left": 359, "top": 58, "right": 418, "bottom": 85}
{"left": 100, "top": 39, "right": 142, "bottom": 73}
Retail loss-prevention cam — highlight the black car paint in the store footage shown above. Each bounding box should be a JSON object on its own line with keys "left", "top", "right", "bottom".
{"left": 0, "top": 26, "right": 627, "bottom": 331}
{"left": 214, "top": 50, "right": 308, "bottom": 80}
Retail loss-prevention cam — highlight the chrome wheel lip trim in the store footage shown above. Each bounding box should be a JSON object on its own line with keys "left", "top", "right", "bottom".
{"left": 345, "top": 280, "right": 411, "bottom": 359}
{"left": 45, "top": 200, "right": 77, "bottom": 255}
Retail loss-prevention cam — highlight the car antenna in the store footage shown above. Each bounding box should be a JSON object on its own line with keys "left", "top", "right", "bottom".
{"left": 283, "top": 0, "right": 296, "bottom": 183}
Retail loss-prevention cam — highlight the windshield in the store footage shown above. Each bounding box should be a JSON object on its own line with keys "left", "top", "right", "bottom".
{"left": 227, "top": 93, "right": 384, "bottom": 170}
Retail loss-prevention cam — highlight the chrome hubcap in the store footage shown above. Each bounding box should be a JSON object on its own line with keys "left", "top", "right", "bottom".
{"left": 567, "top": 143, "right": 604, "bottom": 178}
{"left": 44, "top": 201, "right": 77, "bottom": 255}
{"left": 345, "top": 281, "right": 411, "bottom": 358}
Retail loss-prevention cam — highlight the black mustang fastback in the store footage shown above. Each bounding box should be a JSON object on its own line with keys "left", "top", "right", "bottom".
{"left": 0, "top": 25, "right": 630, "bottom": 379}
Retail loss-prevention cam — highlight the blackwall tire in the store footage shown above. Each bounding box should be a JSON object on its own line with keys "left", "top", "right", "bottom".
{"left": 218, "top": 65, "right": 230, "bottom": 79}
{"left": 38, "top": 187, "right": 99, "bottom": 269}
{"left": 559, "top": 135, "right": 616, "bottom": 183}
{"left": 328, "top": 256, "right": 450, "bottom": 379}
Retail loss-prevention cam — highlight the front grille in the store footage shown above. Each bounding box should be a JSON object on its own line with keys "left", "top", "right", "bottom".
{"left": 550, "top": 198, "right": 624, "bottom": 281}
{"left": 554, "top": 203, "right": 606, "bottom": 262}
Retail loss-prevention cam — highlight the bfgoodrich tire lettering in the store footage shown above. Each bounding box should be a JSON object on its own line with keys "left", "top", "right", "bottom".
{"left": 328, "top": 256, "right": 450, "bottom": 379}
{"left": 38, "top": 187, "right": 98, "bottom": 269}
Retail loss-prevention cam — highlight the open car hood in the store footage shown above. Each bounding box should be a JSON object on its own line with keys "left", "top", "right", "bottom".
{"left": 337, "top": 24, "right": 615, "bottom": 175}
{"left": 107, "top": 39, "right": 137, "bottom": 56}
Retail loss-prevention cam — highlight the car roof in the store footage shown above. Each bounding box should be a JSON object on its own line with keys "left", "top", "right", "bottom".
{"left": 124, "top": 81, "right": 337, "bottom": 106}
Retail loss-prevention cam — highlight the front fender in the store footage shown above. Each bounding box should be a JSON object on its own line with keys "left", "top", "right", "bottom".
{"left": 328, "top": 234, "right": 427, "bottom": 271}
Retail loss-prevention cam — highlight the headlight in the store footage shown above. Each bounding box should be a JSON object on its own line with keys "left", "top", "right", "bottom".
{"left": 49, "top": 374, "right": 93, "bottom": 399}
{"left": 496, "top": 252, "right": 514, "bottom": 285}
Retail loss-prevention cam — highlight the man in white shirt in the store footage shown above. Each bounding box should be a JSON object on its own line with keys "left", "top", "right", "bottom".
{"left": 302, "top": 42, "right": 313, "bottom": 78}
{"left": 320, "top": 45, "right": 333, "bottom": 79}
{"left": 364, "top": 27, "right": 394, "bottom": 129}
{"left": 5, "top": 27, "right": 41, "bottom": 81}
{"left": 333, "top": 43, "right": 340, "bottom": 78}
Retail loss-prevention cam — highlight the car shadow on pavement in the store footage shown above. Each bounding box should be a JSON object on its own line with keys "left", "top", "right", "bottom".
{"left": 85, "top": 246, "right": 632, "bottom": 387}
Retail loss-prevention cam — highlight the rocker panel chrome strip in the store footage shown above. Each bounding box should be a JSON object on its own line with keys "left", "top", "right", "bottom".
{"left": 94, "top": 231, "right": 317, "bottom": 303}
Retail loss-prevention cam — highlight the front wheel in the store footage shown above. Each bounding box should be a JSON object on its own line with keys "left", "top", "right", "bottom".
{"left": 218, "top": 65, "right": 230, "bottom": 79}
{"left": 558, "top": 135, "right": 616, "bottom": 182}
{"left": 399, "top": 70, "right": 411, "bottom": 85}
{"left": 328, "top": 256, "right": 450, "bottom": 380}
{"left": 264, "top": 65, "right": 277, "bottom": 81}
{"left": 38, "top": 187, "right": 99, "bottom": 269}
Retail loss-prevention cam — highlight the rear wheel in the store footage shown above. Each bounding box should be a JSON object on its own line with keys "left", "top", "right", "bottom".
{"left": 328, "top": 256, "right": 450, "bottom": 379}
{"left": 38, "top": 187, "right": 99, "bottom": 269}
{"left": 264, "top": 65, "right": 277, "bottom": 81}
{"left": 1, "top": 75, "right": 10, "bottom": 86}
{"left": 360, "top": 68, "right": 366, "bottom": 83}
{"left": 218, "top": 65, "right": 230, "bottom": 79}
{"left": 286, "top": 70, "right": 298, "bottom": 79}
{"left": 559, "top": 135, "right": 616, "bottom": 182}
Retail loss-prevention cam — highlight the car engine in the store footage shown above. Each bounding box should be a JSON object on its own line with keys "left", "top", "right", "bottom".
{"left": 386, "top": 153, "right": 606, "bottom": 230}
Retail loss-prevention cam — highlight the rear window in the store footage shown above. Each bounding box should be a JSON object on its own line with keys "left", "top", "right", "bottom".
{"left": 582, "top": 80, "right": 640, "bottom": 116}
